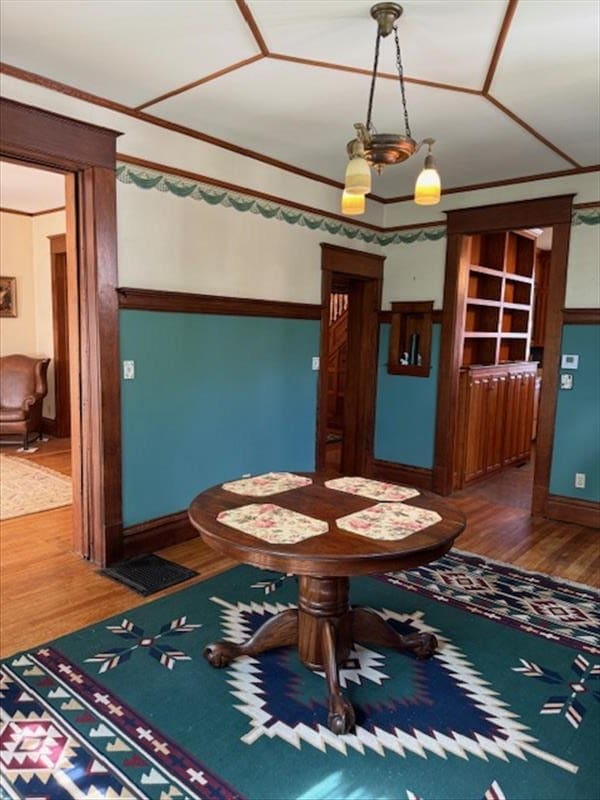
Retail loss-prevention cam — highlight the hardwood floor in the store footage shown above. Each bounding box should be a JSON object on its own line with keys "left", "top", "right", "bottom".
{"left": 0, "top": 439, "right": 597, "bottom": 658}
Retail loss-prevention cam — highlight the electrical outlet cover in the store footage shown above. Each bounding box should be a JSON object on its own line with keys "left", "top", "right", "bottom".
{"left": 560, "top": 373, "right": 573, "bottom": 390}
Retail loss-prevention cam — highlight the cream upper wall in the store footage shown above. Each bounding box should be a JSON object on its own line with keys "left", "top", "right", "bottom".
{"left": 32, "top": 210, "right": 66, "bottom": 418}
{"left": 0, "top": 212, "right": 35, "bottom": 356}
{"left": 0, "top": 209, "right": 66, "bottom": 417}
{"left": 117, "top": 180, "right": 381, "bottom": 303}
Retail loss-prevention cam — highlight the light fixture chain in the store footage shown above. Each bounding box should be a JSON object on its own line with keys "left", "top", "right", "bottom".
{"left": 365, "top": 28, "right": 382, "bottom": 132}
{"left": 394, "top": 25, "right": 412, "bottom": 139}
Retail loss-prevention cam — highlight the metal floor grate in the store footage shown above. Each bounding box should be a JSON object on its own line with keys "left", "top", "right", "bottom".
{"left": 100, "top": 554, "right": 198, "bottom": 596}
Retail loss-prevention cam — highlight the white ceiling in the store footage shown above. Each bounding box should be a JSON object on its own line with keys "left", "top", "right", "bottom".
{"left": 1, "top": 0, "right": 598, "bottom": 200}
{"left": 0, "top": 161, "right": 65, "bottom": 213}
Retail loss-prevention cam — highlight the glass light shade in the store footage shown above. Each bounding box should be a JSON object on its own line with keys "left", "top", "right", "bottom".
{"left": 344, "top": 155, "right": 371, "bottom": 195}
{"left": 341, "top": 190, "right": 366, "bottom": 216}
{"left": 414, "top": 167, "right": 441, "bottom": 206}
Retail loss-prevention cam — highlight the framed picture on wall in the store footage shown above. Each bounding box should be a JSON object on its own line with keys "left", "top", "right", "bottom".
{"left": 0, "top": 276, "right": 17, "bottom": 317}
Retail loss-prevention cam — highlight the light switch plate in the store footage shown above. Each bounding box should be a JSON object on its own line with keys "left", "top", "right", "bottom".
{"left": 312, "top": 357, "right": 320, "bottom": 371}
{"left": 561, "top": 354, "right": 579, "bottom": 369}
{"left": 123, "top": 360, "right": 135, "bottom": 380}
{"left": 560, "top": 373, "right": 573, "bottom": 390}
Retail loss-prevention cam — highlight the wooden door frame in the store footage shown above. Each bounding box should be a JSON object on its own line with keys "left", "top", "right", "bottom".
{"left": 48, "top": 233, "right": 70, "bottom": 438}
{"left": 0, "top": 97, "right": 122, "bottom": 566}
{"left": 317, "top": 243, "right": 385, "bottom": 474}
{"left": 432, "top": 194, "right": 575, "bottom": 518}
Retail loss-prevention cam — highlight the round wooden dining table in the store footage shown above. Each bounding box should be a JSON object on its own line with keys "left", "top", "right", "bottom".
{"left": 188, "top": 471, "right": 465, "bottom": 734}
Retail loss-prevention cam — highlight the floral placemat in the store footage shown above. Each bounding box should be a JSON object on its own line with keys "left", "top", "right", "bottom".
{"left": 336, "top": 503, "right": 441, "bottom": 541}
{"left": 324, "top": 476, "right": 419, "bottom": 502}
{"left": 217, "top": 503, "right": 328, "bottom": 544}
{"left": 222, "top": 472, "right": 312, "bottom": 496}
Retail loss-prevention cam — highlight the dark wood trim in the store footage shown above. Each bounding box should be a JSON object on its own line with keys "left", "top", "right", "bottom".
{"left": 1, "top": 205, "right": 66, "bottom": 217}
{"left": 379, "top": 166, "right": 599, "bottom": 204}
{"left": 379, "top": 309, "right": 443, "bottom": 324}
{"left": 122, "top": 511, "right": 198, "bottom": 559}
{"left": 445, "top": 194, "right": 575, "bottom": 235}
{"left": 562, "top": 308, "right": 600, "bottom": 324}
{"left": 0, "top": 97, "right": 119, "bottom": 170}
{"left": 317, "top": 244, "right": 385, "bottom": 475}
{"left": 117, "top": 153, "right": 383, "bottom": 231}
{"left": 319, "top": 243, "right": 385, "bottom": 278}
{"left": 532, "top": 219, "right": 573, "bottom": 515}
{"left": 573, "top": 201, "right": 600, "bottom": 209}
{"left": 235, "top": 0, "right": 269, "bottom": 55}
{"left": 384, "top": 220, "right": 445, "bottom": 233}
{"left": 545, "top": 495, "right": 600, "bottom": 529}
{"left": 135, "top": 55, "right": 265, "bottom": 111}
{"left": 49, "top": 234, "right": 71, "bottom": 438}
{"left": 1, "top": 97, "right": 122, "bottom": 567}
{"left": 117, "top": 287, "right": 321, "bottom": 320}
{"left": 34, "top": 206, "right": 65, "bottom": 217}
{"left": 367, "top": 458, "right": 433, "bottom": 491}
{"left": 267, "top": 53, "right": 482, "bottom": 96}
{"left": 482, "top": 0, "right": 519, "bottom": 94}
{"left": 41, "top": 416, "right": 57, "bottom": 437}
{"left": 0, "top": 206, "right": 31, "bottom": 216}
{"left": 431, "top": 196, "right": 575, "bottom": 514}
{"left": 485, "top": 95, "right": 580, "bottom": 168}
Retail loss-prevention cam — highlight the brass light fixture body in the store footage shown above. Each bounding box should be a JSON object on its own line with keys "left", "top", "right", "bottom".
{"left": 347, "top": 3, "right": 420, "bottom": 174}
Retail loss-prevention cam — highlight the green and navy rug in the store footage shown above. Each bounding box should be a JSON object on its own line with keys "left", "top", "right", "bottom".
{"left": 1, "top": 551, "right": 598, "bottom": 800}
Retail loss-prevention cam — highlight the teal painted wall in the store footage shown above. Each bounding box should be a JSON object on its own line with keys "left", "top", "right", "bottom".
{"left": 550, "top": 324, "right": 600, "bottom": 502}
{"left": 374, "top": 324, "right": 440, "bottom": 468}
{"left": 120, "top": 311, "right": 319, "bottom": 526}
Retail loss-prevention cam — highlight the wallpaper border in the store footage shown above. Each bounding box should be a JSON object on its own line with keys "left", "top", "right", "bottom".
{"left": 115, "top": 162, "right": 599, "bottom": 246}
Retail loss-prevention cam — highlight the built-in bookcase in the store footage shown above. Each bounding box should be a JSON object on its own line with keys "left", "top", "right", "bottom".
{"left": 462, "top": 230, "right": 536, "bottom": 367}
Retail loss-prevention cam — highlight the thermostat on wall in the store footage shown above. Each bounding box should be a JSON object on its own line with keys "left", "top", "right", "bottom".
{"left": 561, "top": 354, "right": 579, "bottom": 370}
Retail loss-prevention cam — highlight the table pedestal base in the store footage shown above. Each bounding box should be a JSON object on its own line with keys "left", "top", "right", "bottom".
{"left": 203, "top": 575, "right": 437, "bottom": 735}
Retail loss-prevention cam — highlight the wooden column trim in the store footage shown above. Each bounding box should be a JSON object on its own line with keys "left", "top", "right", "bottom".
{"left": 1, "top": 97, "right": 122, "bottom": 566}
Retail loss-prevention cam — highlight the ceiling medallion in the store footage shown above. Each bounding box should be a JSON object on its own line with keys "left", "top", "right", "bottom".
{"left": 342, "top": 3, "right": 441, "bottom": 214}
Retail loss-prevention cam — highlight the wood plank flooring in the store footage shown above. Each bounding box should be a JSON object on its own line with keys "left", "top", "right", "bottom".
{"left": 0, "top": 439, "right": 597, "bottom": 659}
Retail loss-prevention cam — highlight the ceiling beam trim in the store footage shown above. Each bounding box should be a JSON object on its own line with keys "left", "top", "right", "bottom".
{"left": 235, "top": 0, "right": 269, "bottom": 56}
{"left": 267, "top": 53, "right": 482, "bottom": 96}
{"left": 135, "top": 54, "right": 266, "bottom": 111}
{"left": 482, "top": 0, "right": 519, "bottom": 95}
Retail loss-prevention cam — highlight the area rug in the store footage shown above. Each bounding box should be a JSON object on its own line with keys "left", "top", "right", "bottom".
{"left": 0, "top": 454, "right": 72, "bottom": 520}
{"left": 1, "top": 551, "right": 598, "bottom": 800}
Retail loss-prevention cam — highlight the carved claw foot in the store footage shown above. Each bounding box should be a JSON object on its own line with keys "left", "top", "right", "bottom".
{"left": 203, "top": 641, "right": 242, "bottom": 668}
{"left": 328, "top": 694, "right": 356, "bottom": 735}
{"left": 402, "top": 632, "right": 438, "bottom": 659}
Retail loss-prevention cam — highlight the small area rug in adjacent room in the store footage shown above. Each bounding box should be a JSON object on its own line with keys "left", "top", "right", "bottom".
{"left": 0, "top": 453, "right": 72, "bottom": 520}
{"left": 1, "top": 551, "right": 598, "bottom": 800}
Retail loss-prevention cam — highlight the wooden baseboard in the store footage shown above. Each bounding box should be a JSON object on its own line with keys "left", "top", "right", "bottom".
{"left": 544, "top": 494, "right": 600, "bottom": 528}
{"left": 367, "top": 458, "right": 433, "bottom": 491}
{"left": 41, "top": 417, "right": 57, "bottom": 436}
{"left": 122, "top": 510, "right": 197, "bottom": 559}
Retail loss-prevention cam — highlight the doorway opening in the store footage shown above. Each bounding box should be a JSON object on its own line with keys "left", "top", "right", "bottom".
{"left": 433, "top": 195, "right": 573, "bottom": 520}
{"left": 316, "top": 244, "right": 385, "bottom": 476}
{"left": 0, "top": 161, "right": 76, "bottom": 523}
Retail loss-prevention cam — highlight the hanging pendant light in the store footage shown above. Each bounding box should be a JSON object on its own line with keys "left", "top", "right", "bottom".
{"left": 341, "top": 190, "right": 366, "bottom": 215}
{"left": 341, "top": 3, "right": 441, "bottom": 215}
{"left": 414, "top": 138, "right": 441, "bottom": 206}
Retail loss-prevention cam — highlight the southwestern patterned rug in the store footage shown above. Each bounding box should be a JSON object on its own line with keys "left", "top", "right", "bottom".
{"left": 1, "top": 551, "right": 598, "bottom": 800}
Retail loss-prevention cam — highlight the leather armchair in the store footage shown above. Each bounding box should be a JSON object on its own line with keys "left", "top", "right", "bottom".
{"left": 0, "top": 355, "right": 50, "bottom": 450}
